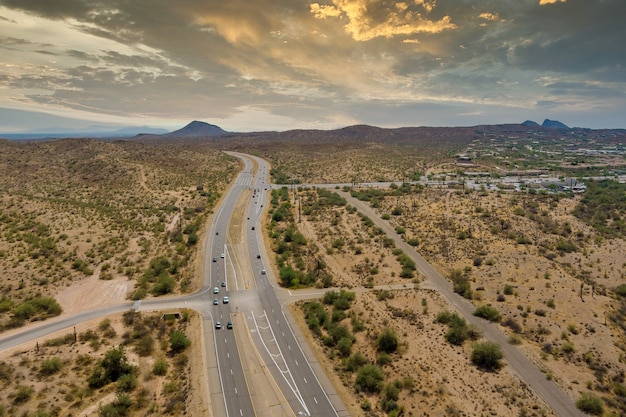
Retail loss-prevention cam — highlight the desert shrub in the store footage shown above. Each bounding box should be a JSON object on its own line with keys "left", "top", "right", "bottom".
{"left": 152, "top": 359, "right": 169, "bottom": 376}
{"left": 503, "top": 284, "right": 515, "bottom": 295}
{"left": 435, "top": 311, "right": 455, "bottom": 324}
{"left": 575, "top": 392, "right": 604, "bottom": 415}
{"left": 40, "top": 357, "right": 63, "bottom": 376}
{"left": 13, "top": 385, "right": 34, "bottom": 404}
{"left": 169, "top": 330, "right": 190, "bottom": 353}
{"left": 328, "top": 324, "right": 353, "bottom": 346}
{"left": 377, "top": 328, "right": 399, "bottom": 353}
{"left": 445, "top": 322, "right": 470, "bottom": 346}
{"left": 88, "top": 346, "right": 135, "bottom": 388}
{"left": 473, "top": 305, "right": 502, "bottom": 322}
{"left": 117, "top": 373, "right": 137, "bottom": 392}
{"left": 0, "top": 296, "right": 13, "bottom": 313}
{"left": 555, "top": 239, "right": 576, "bottom": 253}
{"left": 134, "top": 335, "right": 155, "bottom": 356}
{"left": 502, "top": 317, "right": 523, "bottom": 333}
{"left": 337, "top": 336, "right": 354, "bottom": 357}
{"left": 355, "top": 364, "right": 384, "bottom": 393}
{"left": 151, "top": 274, "right": 175, "bottom": 296}
{"left": 471, "top": 341, "right": 503, "bottom": 370}
{"left": 376, "top": 352, "right": 393, "bottom": 366}
{"left": 345, "top": 352, "right": 369, "bottom": 372}
{"left": 406, "top": 238, "right": 420, "bottom": 246}
{"left": 450, "top": 270, "right": 472, "bottom": 299}
{"left": 616, "top": 284, "right": 626, "bottom": 298}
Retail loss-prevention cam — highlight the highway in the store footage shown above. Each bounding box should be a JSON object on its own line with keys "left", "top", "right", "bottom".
{"left": 227, "top": 152, "right": 342, "bottom": 417}
{"left": 0, "top": 151, "right": 585, "bottom": 417}
{"left": 0, "top": 152, "right": 344, "bottom": 417}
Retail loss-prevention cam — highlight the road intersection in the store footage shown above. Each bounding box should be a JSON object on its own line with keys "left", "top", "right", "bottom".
{"left": 0, "top": 152, "right": 584, "bottom": 417}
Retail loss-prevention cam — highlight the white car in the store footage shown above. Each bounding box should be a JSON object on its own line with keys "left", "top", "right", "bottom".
{"left": 220, "top": 253, "right": 225, "bottom": 258}
{"left": 223, "top": 296, "right": 229, "bottom": 304}
{"left": 213, "top": 287, "right": 219, "bottom": 294}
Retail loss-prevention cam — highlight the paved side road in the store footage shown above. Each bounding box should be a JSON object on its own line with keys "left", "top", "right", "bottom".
{"left": 336, "top": 190, "right": 586, "bottom": 417}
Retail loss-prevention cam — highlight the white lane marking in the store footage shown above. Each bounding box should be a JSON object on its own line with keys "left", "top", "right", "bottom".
{"left": 251, "top": 311, "right": 310, "bottom": 416}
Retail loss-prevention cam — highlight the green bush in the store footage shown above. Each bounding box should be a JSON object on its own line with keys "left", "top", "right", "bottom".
{"left": 117, "top": 373, "right": 137, "bottom": 392}
{"left": 169, "top": 330, "right": 191, "bottom": 353}
{"left": 473, "top": 305, "right": 502, "bottom": 322}
{"left": 575, "top": 392, "right": 604, "bottom": 415}
{"left": 615, "top": 284, "right": 626, "bottom": 298}
{"left": 377, "top": 328, "right": 399, "bottom": 353}
{"left": 345, "top": 352, "right": 368, "bottom": 372}
{"left": 336, "top": 336, "right": 354, "bottom": 357}
{"left": 355, "top": 364, "right": 384, "bottom": 393}
{"left": 40, "top": 357, "right": 62, "bottom": 376}
{"left": 152, "top": 359, "right": 169, "bottom": 376}
{"left": 470, "top": 342, "right": 503, "bottom": 370}
{"left": 13, "top": 385, "right": 33, "bottom": 404}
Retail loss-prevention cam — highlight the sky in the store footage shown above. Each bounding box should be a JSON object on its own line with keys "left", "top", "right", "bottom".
{"left": 0, "top": 0, "right": 625, "bottom": 133}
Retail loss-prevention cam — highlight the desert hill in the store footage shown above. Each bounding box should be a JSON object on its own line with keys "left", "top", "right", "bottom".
{"left": 165, "top": 120, "right": 228, "bottom": 137}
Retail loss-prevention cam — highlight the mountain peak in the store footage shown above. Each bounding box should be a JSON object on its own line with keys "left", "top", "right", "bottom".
{"left": 167, "top": 120, "right": 228, "bottom": 137}
{"left": 542, "top": 119, "right": 569, "bottom": 129}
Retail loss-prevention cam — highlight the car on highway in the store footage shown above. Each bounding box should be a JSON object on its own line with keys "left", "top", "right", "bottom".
{"left": 261, "top": 269, "right": 266, "bottom": 275}
{"left": 213, "top": 298, "right": 218, "bottom": 305}
{"left": 251, "top": 226, "right": 255, "bottom": 230}
{"left": 223, "top": 296, "right": 229, "bottom": 304}
{"left": 221, "top": 281, "right": 226, "bottom": 287}
{"left": 256, "top": 254, "right": 261, "bottom": 259}
{"left": 212, "top": 257, "right": 217, "bottom": 262}
{"left": 227, "top": 321, "right": 233, "bottom": 329}
{"left": 215, "top": 321, "right": 221, "bottom": 329}
{"left": 220, "top": 253, "right": 225, "bottom": 258}
{"left": 213, "top": 287, "right": 219, "bottom": 294}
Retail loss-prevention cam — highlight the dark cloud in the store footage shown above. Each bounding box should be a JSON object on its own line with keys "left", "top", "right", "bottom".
{"left": 1, "top": 0, "right": 91, "bottom": 19}
{"left": 507, "top": 0, "right": 626, "bottom": 77}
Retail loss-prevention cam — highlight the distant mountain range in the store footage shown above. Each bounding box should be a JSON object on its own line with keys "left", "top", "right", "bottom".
{"left": 0, "top": 125, "right": 168, "bottom": 140}
{"left": 0, "top": 117, "right": 579, "bottom": 141}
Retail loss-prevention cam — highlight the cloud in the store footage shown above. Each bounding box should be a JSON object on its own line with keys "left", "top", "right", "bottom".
{"left": 310, "top": 0, "right": 456, "bottom": 41}
{"left": 0, "top": 0, "right": 624, "bottom": 130}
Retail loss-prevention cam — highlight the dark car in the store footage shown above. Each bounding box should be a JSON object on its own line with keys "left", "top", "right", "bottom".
{"left": 220, "top": 281, "right": 226, "bottom": 287}
{"left": 227, "top": 321, "right": 233, "bottom": 329}
{"left": 256, "top": 254, "right": 261, "bottom": 259}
